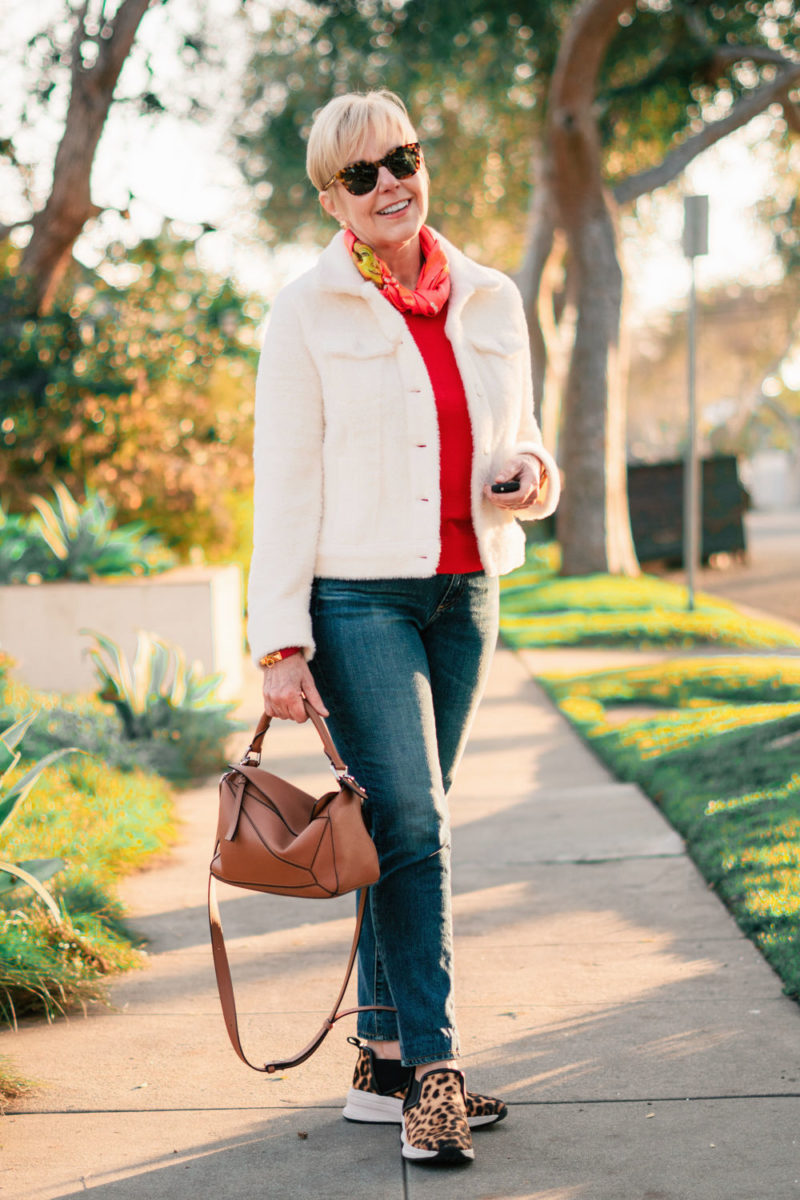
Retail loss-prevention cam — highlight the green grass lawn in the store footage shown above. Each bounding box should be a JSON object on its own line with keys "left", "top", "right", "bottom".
{"left": 540, "top": 657, "right": 800, "bottom": 1000}
{"left": 501, "top": 543, "right": 800, "bottom": 650}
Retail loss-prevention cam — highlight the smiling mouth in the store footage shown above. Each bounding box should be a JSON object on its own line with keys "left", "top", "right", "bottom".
{"left": 378, "top": 199, "right": 411, "bottom": 216}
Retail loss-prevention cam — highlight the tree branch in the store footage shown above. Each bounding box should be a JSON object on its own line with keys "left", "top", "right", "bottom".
{"left": 70, "top": 2, "right": 91, "bottom": 90}
{"left": 94, "top": 0, "right": 153, "bottom": 92}
{"left": 613, "top": 65, "right": 800, "bottom": 205}
{"left": 783, "top": 99, "right": 800, "bottom": 134}
{"left": 550, "top": 0, "right": 633, "bottom": 114}
{"left": 709, "top": 44, "right": 800, "bottom": 72}
{"left": 18, "top": 0, "right": 154, "bottom": 313}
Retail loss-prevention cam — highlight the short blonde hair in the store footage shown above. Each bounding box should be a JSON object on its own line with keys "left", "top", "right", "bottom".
{"left": 306, "top": 91, "right": 418, "bottom": 192}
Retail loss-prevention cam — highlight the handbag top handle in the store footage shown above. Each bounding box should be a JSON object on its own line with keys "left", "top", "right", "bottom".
{"left": 243, "top": 700, "right": 363, "bottom": 793}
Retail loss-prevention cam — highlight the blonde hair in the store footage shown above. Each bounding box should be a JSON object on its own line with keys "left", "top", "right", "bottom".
{"left": 306, "top": 91, "right": 418, "bottom": 192}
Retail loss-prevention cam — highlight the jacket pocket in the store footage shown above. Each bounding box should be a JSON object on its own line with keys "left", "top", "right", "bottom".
{"left": 320, "top": 334, "right": 398, "bottom": 393}
{"left": 466, "top": 331, "right": 527, "bottom": 358}
{"left": 320, "top": 338, "right": 400, "bottom": 491}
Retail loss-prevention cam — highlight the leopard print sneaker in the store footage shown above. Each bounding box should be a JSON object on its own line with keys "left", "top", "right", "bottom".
{"left": 342, "top": 1038, "right": 409, "bottom": 1123}
{"left": 401, "top": 1068, "right": 475, "bottom": 1164}
{"left": 342, "top": 1038, "right": 508, "bottom": 1128}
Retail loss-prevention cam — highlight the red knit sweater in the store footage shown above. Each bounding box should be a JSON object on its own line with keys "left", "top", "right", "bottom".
{"left": 404, "top": 304, "right": 484, "bottom": 574}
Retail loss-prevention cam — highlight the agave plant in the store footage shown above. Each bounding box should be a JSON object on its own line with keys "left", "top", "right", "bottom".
{"left": 0, "top": 713, "right": 78, "bottom": 923}
{"left": 28, "top": 482, "right": 174, "bottom": 580}
{"left": 83, "top": 630, "right": 241, "bottom": 780}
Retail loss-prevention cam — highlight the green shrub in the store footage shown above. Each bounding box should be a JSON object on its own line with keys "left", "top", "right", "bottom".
{"left": 84, "top": 629, "right": 243, "bottom": 781}
{"left": 0, "top": 502, "right": 50, "bottom": 584}
{"left": 0, "top": 677, "right": 173, "bottom": 775}
{"left": 0, "top": 232, "right": 258, "bottom": 565}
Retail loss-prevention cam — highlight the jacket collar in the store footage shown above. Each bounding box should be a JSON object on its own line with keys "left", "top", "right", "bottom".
{"left": 315, "top": 228, "right": 503, "bottom": 320}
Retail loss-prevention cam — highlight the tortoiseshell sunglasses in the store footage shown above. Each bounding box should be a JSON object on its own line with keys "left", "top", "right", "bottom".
{"left": 324, "top": 142, "right": 422, "bottom": 196}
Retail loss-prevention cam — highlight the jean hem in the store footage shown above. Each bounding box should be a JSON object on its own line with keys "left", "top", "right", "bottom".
{"left": 356, "top": 1023, "right": 401, "bottom": 1041}
{"left": 399, "top": 1032, "right": 460, "bottom": 1067}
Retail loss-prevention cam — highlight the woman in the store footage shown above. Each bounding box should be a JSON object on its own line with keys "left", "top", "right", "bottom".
{"left": 248, "top": 90, "right": 559, "bottom": 1166}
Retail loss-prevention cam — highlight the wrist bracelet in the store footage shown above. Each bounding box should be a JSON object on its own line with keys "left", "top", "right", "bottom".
{"left": 258, "top": 646, "right": 301, "bottom": 669}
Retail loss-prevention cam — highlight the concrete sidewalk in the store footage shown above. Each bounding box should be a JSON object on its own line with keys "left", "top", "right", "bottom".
{"left": 2, "top": 647, "right": 800, "bottom": 1200}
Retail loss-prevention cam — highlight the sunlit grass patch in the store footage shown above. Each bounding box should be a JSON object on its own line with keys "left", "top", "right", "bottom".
{"left": 541, "top": 656, "right": 800, "bottom": 1000}
{"left": 500, "top": 542, "right": 800, "bottom": 650}
{"left": 0, "top": 700, "right": 175, "bottom": 1026}
{"left": 0, "top": 1054, "right": 34, "bottom": 1112}
{"left": 2, "top": 754, "right": 175, "bottom": 892}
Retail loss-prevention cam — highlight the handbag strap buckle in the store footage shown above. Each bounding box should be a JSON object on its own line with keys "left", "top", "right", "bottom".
{"left": 332, "top": 764, "right": 368, "bottom": 799}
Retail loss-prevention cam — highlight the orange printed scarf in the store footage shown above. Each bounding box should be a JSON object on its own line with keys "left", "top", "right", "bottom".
{"left": 345, "top": 225, "right": 451, "bottom": 317}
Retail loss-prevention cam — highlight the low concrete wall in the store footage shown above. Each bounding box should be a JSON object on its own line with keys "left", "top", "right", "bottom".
{"left": 0, "top": 565, "right": 243, "bottom": 700}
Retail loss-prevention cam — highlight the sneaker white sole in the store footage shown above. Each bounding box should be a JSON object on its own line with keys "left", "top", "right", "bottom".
{"left": 343, "top": 1087, "right": 503, "bottom": 1128}
{"left": 401, "top": 1126, "right": 475, "bottom": 1163}
{"left": 342, "top": 1088, "right": 405, "bottom": 1124}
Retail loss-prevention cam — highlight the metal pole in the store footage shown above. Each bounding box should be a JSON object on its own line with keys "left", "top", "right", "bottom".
{"left": 685, "top": 259, "right": 699, "bottom": 611}
{"left": 682, "top": 195, "right": 709, "bottom": 613}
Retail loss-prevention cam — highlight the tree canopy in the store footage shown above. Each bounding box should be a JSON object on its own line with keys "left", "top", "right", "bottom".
{"left": 0, "top": 0, "right": 241, "bottom": 314}
{"left": 237, "top": 0, "right": 800, "bottom": 271}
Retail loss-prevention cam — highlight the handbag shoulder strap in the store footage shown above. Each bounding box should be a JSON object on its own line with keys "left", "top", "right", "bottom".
{"left": 208, "top": 876, "right": 394, "bottom": 1073}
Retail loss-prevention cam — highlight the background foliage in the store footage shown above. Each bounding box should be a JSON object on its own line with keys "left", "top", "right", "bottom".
{"left": 0, "top": 230, "right": 260, "bottom": 562}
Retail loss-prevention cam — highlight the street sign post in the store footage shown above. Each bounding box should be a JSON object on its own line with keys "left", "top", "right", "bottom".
{"left": 683, "top": 195, "right": 709, "bottom": 611}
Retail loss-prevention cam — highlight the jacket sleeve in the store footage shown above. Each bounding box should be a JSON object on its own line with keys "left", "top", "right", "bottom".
{"left": 508, "top": 282, "right": 561, "bottom": 521}
{"left": 247, "top": 288, "right": 323, "bottom": 663}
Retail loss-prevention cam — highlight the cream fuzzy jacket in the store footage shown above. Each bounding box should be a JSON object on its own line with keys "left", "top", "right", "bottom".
{"left": 247, "top": 230, "right": 560, "bottom": 662}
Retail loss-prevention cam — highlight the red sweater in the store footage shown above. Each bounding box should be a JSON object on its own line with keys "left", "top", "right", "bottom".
{"left": 403, "top": 304, "right": 484, "bottom": 574}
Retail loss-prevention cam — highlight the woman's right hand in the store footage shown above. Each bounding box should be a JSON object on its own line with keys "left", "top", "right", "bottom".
{"left": 261, "top": 654, "right": 329, "bottom": 724}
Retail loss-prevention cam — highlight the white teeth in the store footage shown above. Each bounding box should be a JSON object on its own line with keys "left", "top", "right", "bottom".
{"left": 379, "top": 200, "right": 409, "bottom": 215}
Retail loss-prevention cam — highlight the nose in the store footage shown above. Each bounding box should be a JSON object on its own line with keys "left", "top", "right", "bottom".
{"left": 375, "top": 164, "right": 400, "bottom": 189}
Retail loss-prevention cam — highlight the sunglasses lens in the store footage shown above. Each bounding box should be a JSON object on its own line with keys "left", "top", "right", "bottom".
{"left": 385, "top": 145, "right": 420, "bottom": 179}
{"left": 341, "top": 164, "right": 379, "bottom": 195}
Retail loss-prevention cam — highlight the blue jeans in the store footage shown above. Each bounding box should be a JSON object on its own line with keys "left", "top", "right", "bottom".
{"left": 309, "top": 573, "right": 498, "bottom": 1066}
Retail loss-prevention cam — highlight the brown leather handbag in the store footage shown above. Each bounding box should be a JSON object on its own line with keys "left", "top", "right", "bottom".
{"left": 208, "top": 700, "right": 392, "bottom": 1073}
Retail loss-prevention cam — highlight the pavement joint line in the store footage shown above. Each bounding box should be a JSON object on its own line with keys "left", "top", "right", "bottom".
{"left": 11, "top": 1092, "right": 800, "bottom": 1117}
{"left": 101, "top": 993, "right": 788, "bottom": 1016}
{"left": 460, "top": 853, "right": 687, "bottom": 865}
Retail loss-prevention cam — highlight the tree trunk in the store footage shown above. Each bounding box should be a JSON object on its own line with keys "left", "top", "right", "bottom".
{"left": 516, "top": 152, "right": 575, "bottom": 457}
{"left": 558, "top": 194, "right": 637, "bottom": 573}
{"left": 18, "top": 0, "right": 152, "bottom": 315}
{"left": 516, "top": 151, "right": 556, "bottom": 419}
{"left": 544, "top": 0, "right": 639, "bottom": 575}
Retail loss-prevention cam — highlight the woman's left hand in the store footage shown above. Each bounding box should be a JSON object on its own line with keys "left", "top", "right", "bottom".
{"left": 483, "top": 455, "right": 543, "bottom": 510}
